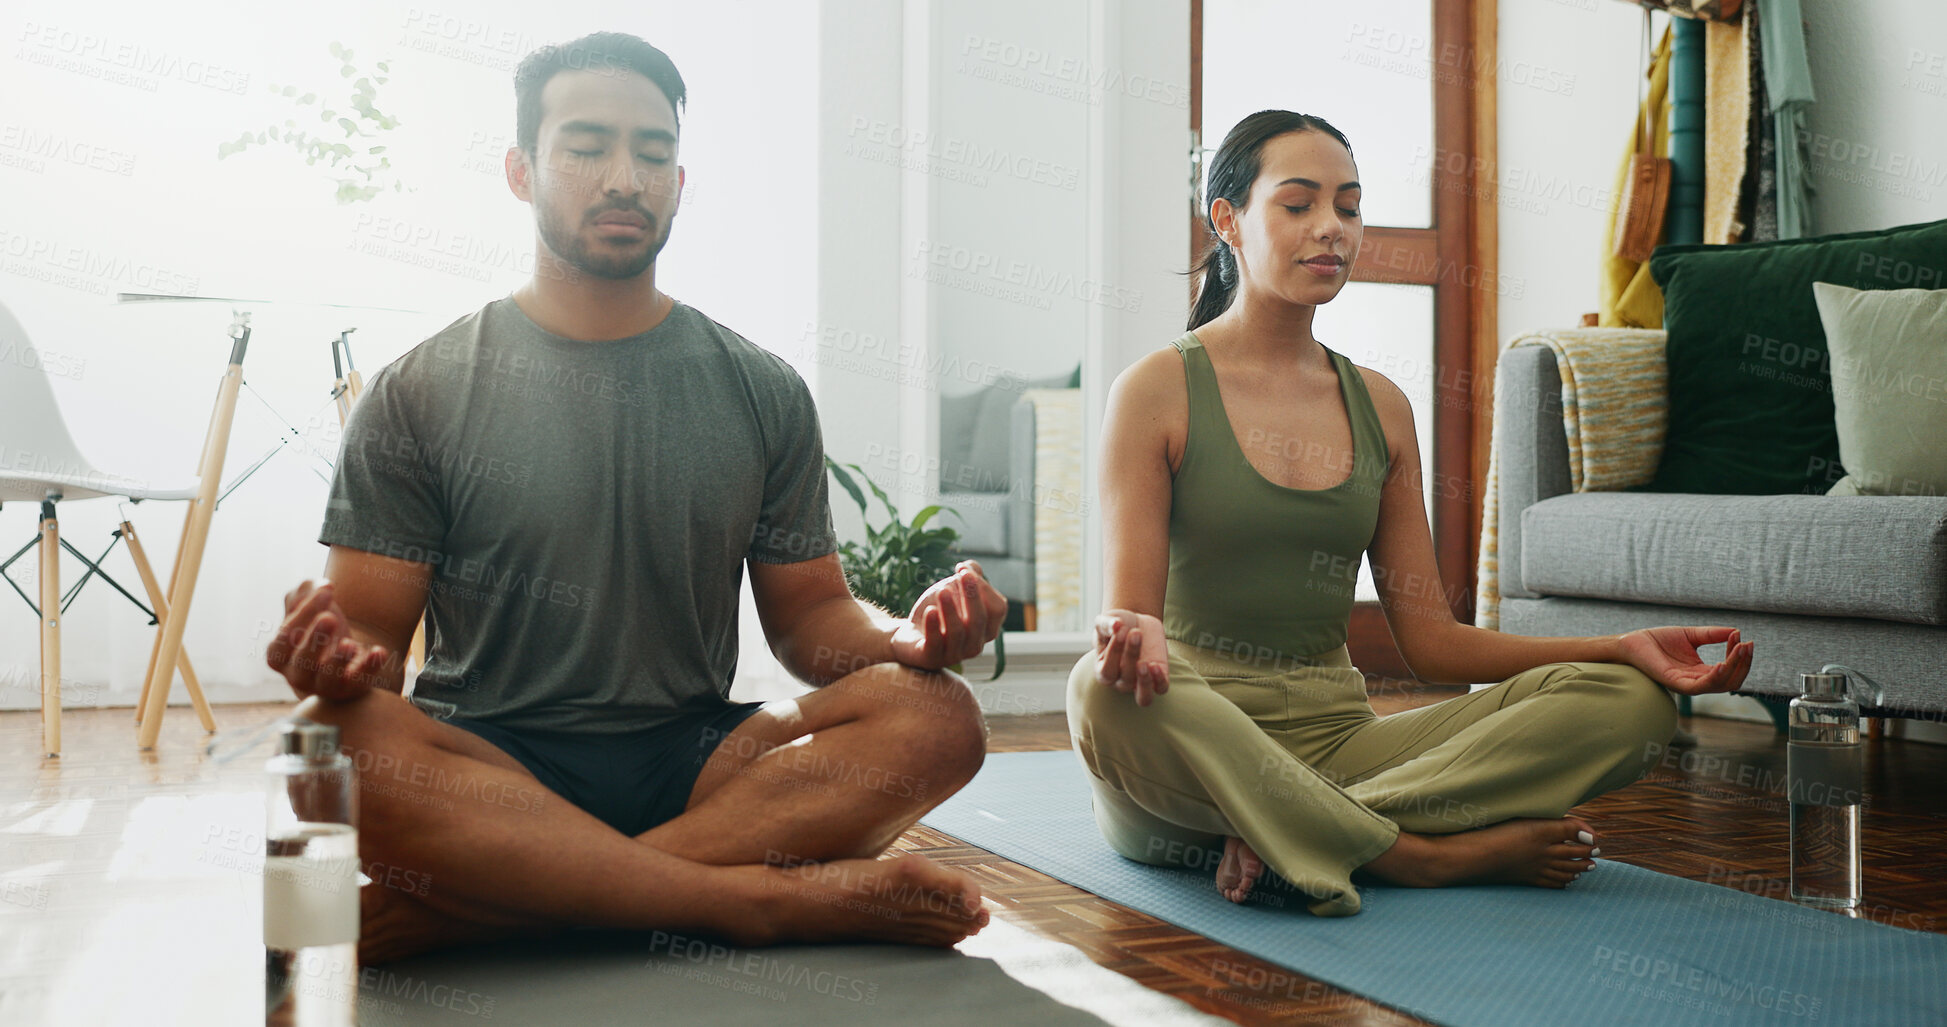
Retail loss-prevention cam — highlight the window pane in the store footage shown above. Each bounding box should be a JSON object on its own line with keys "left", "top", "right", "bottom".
{"left": 1201, "top": 0, "right": 1433, "bottom": 229}
{"left": 1310, "top": 282, "right": 1435, "bottom": 601}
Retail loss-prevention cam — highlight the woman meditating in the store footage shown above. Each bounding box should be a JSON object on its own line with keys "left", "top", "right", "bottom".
{"left": 1068, "top": 110, "right": 1755, "bottom": 915}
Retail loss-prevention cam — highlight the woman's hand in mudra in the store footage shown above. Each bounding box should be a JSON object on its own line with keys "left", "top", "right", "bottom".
{"left": 1094, "top": 610, "right": 1171, "bottom": 707}
{"left": 1617, "top": 626, "right": 1755, "bottom": 696}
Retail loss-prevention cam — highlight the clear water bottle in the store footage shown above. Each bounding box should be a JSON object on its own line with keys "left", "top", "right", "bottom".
{"left": 264, "top": 717, "right": 360, "bottom": 1027}
{"left": 1786, "top": 666, "right": 1882, "bottom": 908}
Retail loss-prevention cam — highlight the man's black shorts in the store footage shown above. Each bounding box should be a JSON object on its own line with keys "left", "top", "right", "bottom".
{"left": 438, "top": 702, "right": 767, "bottom": 837}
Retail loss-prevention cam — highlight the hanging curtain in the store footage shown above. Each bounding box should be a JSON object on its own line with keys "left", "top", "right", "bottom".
{"left": 1755, "top": 0, "right": 1816, "bottom": 237}
{"left": 1740, "top": 0, "right": 1779, "bottom": 240}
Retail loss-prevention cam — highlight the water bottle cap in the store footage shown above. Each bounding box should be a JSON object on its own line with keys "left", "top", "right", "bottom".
{"left": 1819, "top": 663, "right": 1888, "bottom": 708}
{"left": 1800, "top": 671, "right": 1848, "bottom": 697}
{"left": 277, "top": 717, "right": 342, "bottom": 760}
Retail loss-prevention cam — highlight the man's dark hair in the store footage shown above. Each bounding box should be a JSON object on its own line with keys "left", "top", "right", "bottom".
{"left": 514, "top": 32, "right": 687, "bottom": 156}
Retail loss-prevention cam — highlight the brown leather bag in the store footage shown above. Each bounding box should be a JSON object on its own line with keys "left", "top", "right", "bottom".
{"left": 1613, "top": 11, "right": 1670, "bottom": 263}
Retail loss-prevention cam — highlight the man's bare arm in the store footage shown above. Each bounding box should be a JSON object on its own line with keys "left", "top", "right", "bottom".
{"left": 749, "top": 553, "right": 1007, "bottom": 685}
{"left": 747, "top": 554, "right": 898, "bottom": 684}
{"left": 266, "top": 545, "right": 431, "bottom": 699}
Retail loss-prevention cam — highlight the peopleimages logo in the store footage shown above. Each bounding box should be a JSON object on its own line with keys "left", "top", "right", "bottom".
{"left": 1343, "top": 22, "right": 1576, "bottom": 96}
{"left": 957, "top": 34, "right": 1190, "bottom": 109}
{"left": 1587, "top": 945, "right": 1823, "bottom": 1019}
{"left": 0, "top": 124, "right": 137, "bottom": 176}
{"left": 845, "top": 117, "right": 1081, "bottom": 191}
{"left": 909, "top": 239, "right": 1143, "bottom": 313}
{"left": 0, "top": 227, "right": 200, "bottom": 296}
{"left": 15, "top": 21, "right": 251, "bottom": 94}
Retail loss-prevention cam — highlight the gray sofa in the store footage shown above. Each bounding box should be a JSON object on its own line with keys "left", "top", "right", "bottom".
{"left": 1495, "top": 343, "right": 1947, "bottom": 720}
{"left": 937, "top": 367, "right": 1078, "bottom": 621}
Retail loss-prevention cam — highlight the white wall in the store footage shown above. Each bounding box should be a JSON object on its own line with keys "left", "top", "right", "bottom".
{"left": 815, "top": 0, "right": 1189, "bottom": 707}
{"left": 3, "top": 0, "right": 1186, "bottom": 717}
{"left": 1797, "top": 0, "right": 1947, "bottom": 234}
{"left": 1, "top": 0, "right": 818, "bottom": 713}
{"left": 1496, "top": 0, "right": 1658, "bottom": 337}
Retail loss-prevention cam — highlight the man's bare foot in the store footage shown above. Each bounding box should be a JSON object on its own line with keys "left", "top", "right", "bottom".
{"left": 1359, "top": 818, "right": 1599, "bottom": 890}
{"left": 1215, "top": 836, "right": 1264, "bottom": 904}
{"left": 359, "top": 879, "right": 537, "bottom": 965}
{"left": 753, "top": 852, "right": 990, "bottom": 947}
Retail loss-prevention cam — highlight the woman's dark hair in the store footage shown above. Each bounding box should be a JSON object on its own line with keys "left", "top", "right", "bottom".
{"left": 1188, "top": 111, "right": 1355, "bottom": 330}
{"left": 514, "top": 32, "right": 687, "bottom": 156}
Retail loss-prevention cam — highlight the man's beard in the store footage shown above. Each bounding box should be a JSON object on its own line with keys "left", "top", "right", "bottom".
{"left": 536, "top": 200, "right": 671, "bottom": 280}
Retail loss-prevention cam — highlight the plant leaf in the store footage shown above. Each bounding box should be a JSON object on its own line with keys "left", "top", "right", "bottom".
{"left": 851, "top": 464, "right": 897, "bottom": 522}
{"left": 909, "top": 505, "right": 945, "bottom": 532}
{"left": 824, "top": 456, "right": 868, "bottom": 516}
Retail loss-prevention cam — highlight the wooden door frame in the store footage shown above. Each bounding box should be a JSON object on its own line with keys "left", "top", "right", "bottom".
{"left": 1190, "top": 0, "right": 1499, "bottom": 678}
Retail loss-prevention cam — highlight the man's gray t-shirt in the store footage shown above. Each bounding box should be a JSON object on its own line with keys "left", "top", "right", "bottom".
{"left": 319, "top": 297, "right": 837, "bottom": 734}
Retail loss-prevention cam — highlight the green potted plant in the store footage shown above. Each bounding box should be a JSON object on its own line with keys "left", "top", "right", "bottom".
{"left": 825, "top": 457, "right": 1005, "bottom": 679}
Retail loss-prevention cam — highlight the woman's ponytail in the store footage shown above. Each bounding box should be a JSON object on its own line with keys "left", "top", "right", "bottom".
{"left": 1187, "top": 239, "right": 1236, "bottom": 330}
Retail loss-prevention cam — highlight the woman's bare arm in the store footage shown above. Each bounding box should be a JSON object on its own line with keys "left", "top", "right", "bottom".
{"left": 1360, "top": 368, "right": 1752, "bottom": 691}
{"left": 1094, "top": 349, "right": 1187, "bottom": 705}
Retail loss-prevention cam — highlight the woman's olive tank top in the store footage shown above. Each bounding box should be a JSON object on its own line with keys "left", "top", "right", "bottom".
{"left": 1162, "top": 331, "right": 1390, "bottom": 665}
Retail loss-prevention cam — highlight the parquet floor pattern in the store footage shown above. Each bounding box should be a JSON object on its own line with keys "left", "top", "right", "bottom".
{"left": 6, "top": 681, "right": 1942, "bottom": 1026}
{"left": 892, "top": 683, "right": 1947, "bottom": 1026}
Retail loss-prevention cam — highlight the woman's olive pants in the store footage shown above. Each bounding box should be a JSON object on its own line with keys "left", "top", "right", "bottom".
{"left": 1066, "top": 640, "right": 1679, "bottom": 916}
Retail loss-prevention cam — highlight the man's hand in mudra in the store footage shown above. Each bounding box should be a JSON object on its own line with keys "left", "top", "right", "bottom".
{"left": 890, "top": 560, "right": 1009, "bottom": 671}
{"left": 1617, "top": 625, "right": 1756, "bottom": 696}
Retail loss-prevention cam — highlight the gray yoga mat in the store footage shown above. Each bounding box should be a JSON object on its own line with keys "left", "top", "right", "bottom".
{"left": 919, "top": 750, "right": 1947, "bottom": 1027}
{"left": 349, "top": 907, "right": 1227, "bottom": 1026}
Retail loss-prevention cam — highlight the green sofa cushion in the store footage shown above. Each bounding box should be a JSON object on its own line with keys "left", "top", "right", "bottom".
{"left": 1644, "top": 218, "right": 1947, "bottom": 495}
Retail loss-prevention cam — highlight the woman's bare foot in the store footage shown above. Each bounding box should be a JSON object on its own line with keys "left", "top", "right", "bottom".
{"left": 1215, "top": 836, "right": 1265, "bottom": 904}
{"left": 359, "top": 878, "right": 538, "bottom": 965}
{"left": 1358, "top": 818, "right": 1599, "bottom": 890}
{"left": 752, "top": 852, "right": 990, "bottom": 947}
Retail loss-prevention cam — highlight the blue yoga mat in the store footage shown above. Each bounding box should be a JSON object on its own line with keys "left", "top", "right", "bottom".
{"left": 920, "top": 750, "right": 1947, "bottom": 1027}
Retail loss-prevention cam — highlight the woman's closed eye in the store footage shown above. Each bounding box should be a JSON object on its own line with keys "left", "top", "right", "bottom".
{"left": 1285, "top": 204, "right": 1361, "bottom": 218}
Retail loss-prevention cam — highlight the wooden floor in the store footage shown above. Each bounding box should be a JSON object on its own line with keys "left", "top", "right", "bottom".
{"left": 5, "top": 686, "right": 1945, "bottom": 1026}
{"left": 903, "top": 682, "right": 1947, "bottom": 1026}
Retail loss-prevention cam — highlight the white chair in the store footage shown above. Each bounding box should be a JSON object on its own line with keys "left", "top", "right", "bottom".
{"left": 0, "top": 298, "right": 250, "bottom": 755}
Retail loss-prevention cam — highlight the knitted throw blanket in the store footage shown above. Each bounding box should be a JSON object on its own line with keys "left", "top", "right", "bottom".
{"left": 1475, "top": 329, "right": 1669, "bottom": 630}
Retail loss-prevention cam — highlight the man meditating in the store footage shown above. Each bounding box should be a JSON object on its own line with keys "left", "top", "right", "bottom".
{"left": 266, "top": 32, "right": 1004, "bottom": 962}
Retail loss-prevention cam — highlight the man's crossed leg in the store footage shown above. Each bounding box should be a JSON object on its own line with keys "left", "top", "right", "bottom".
{"left": 290, "top": 654, "right": 990, "bottom": 963}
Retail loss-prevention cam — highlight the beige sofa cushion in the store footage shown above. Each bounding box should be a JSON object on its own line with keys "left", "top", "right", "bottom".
{"left": 1813, "top": 282, "right": 1947, "bottom": 497}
